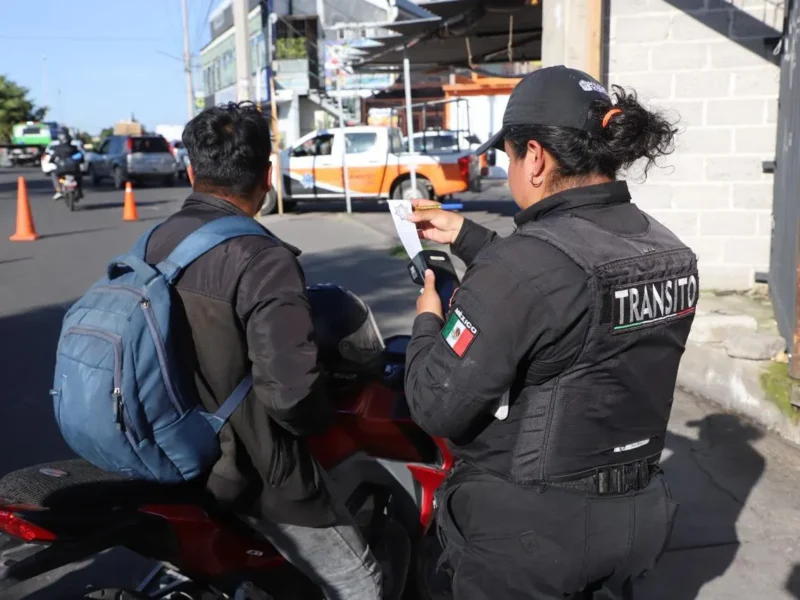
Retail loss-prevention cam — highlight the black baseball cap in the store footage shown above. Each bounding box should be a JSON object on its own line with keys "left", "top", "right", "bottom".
{"left": 475, "top": 65, "right": 612, "bottom": 155}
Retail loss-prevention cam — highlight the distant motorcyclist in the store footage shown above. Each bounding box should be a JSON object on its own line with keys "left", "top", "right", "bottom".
{"left": 50, "top": 128, "right": 84, "bottom": 201}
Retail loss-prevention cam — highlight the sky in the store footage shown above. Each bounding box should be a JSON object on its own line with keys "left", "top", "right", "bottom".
{"left": 0, "top": 0, "right": 223, "bottom": 134}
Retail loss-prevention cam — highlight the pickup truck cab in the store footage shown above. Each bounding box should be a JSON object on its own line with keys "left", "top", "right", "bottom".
{"left": 268, "top": 126, "right": 475, "bottom": 213}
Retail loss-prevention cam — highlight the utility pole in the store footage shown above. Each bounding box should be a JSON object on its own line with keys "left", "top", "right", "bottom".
{"left": 337, "top": 65, "right": 352, "bottom": 214}
{"left": 180, "top": 0, "right": 195, "bottom": 120}
{"left": 233, "top": 0, "right": 253, "bottom": 102}
{"left": 267, "top": 9, "right": 284, "bottom": 215}
{"left": 41, "top": 55, "right": 47, "bottom": 115}
{"left": 403, "top": 49, "right": 417, "bottom": 194}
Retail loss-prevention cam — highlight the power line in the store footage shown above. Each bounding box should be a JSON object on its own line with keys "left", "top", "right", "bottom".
{"left": 194, "top": 0, "right": 216, "bottom": 50}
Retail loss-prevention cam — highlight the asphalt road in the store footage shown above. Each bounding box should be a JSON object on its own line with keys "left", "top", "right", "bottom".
{"left": 1, "top": 168, "right": 799, "bottom": 599}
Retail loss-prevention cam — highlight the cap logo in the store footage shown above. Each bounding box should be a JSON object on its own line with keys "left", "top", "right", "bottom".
{"left": 579, "top": 80, "right": 609, "bottom": 96}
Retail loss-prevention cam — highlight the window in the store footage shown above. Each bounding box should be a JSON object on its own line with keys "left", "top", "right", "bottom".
{"left": 389, "top": 129, "right": 404, "bottom": 154}
{"left": 291, "top": 134, "right": 334, "bottom": 157}
{"left": 345, "top": 132, "right": 377, "bottom": 154}
{"left": 96, "top": 139, "right": 110, "bottom": 154}
{"left": 314, "top": 134, "right": 334, "bottom": 156}
{"left": 292, "top": 138, "right": 315, "bottom": 157}
{"left": 131, "top": 137, "right": 170, "bottom": 153}
{"left": 23, "top": 126, "right": 43, "bottom": 135}
{"left": 421, "top": 133, "right": 458, "bottom": 151}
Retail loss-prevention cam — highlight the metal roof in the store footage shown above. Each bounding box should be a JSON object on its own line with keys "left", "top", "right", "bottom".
{"left": 354, "top": 0, "right": 542, "bottom": 70}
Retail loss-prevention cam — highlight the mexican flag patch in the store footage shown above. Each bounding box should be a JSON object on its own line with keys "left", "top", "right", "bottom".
{"left": 442, "top": 306, "right": 479, "bottom": 358}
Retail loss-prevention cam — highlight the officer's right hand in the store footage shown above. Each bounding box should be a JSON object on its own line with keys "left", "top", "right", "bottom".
{"left": 407, "top": 199, "right": 465, "bottom": 245}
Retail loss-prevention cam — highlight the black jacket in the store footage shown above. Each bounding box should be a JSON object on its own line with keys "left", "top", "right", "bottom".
{"left": 146, "top": 193, "right": 336, "bottom": 527}
{"left": 405, "top": 181, "right": 679, "bottom": 469}
{"left": 51, "top": 141, "right": 83, "bottom": 174}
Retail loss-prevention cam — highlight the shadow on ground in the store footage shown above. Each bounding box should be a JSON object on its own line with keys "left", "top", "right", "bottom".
{"left": 0, "top": 302, "right": 77, "bottom": 475}
{"left": 788, "top": 565, "right": 800, "bottom": 599}
{"left": 42, "top": 227, "right": 114, "bottom": 240}
{"left": 275, "top": 198, "right": 518, "bottom": 219}
{"left": 0, "top": 257, "right": 33, "bottom": 265}
{"left": 635, "top": 413, "right": 765, "bottom": 599}
{"left": 79, "top": 199, "right": 174, "bottom": 212}
{"left": 0, "top": 175, "right": 55, "bottom": 195}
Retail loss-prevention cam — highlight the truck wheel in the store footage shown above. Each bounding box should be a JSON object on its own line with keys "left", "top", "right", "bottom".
{"left": 393, "top": 179, "right": 432, "bottom": 201}
{"left": 260, "top": 188, "right": 279, "bottom": 215}
{"left": 88, "top": 165, "right": 101, "bottom": 186}
{"left": 112, "top": 167, "right": 125, "bottom": 190}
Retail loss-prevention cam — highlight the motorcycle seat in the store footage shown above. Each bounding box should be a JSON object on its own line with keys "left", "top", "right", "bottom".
{"left": 0, "top": 459, "right": 209, "bottom": 510}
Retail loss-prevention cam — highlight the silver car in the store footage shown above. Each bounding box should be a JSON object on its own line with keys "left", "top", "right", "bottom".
{"left": 88, "top": 135, "right": 177, "bottom": 189}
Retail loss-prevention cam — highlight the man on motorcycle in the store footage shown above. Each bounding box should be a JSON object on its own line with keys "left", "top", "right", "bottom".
{"left": 49, "top": 128, "right": 84, "bottom": 201}
{"left": 143, "top": 102, "right": 382, "bottom": 600}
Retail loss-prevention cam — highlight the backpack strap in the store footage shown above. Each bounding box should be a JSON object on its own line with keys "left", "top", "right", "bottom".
{"left": 156, "top": 215, "right": 276, "bottom": 283}
{"left": 130, "top": 223, "right": 162, "bottom": 260}
{"left": 205, "top": 374, "right": 254, "bottom": 433}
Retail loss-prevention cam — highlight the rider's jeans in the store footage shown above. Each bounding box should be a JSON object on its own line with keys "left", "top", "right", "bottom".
{"left": 241, "top": 488, "right": 383, "bottom": 600}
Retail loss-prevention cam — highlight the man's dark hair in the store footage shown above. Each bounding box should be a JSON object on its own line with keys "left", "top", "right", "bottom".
{"left": 182, "top": 101, "right": 272, "bottom": 197}
{"left": 506, "top": 85, "right": 677, "bottom": 189}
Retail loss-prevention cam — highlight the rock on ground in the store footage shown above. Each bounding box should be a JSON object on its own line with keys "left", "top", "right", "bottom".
{"left": 724, "top": 330, "right": 786, "bottom": 361}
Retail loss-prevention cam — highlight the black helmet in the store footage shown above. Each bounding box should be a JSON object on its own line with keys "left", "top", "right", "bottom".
{"left": 306, "top": 284, "right": 385, "bottom": 381}
{"left": 57, "top": 128, "right": 72, "bottom": 144}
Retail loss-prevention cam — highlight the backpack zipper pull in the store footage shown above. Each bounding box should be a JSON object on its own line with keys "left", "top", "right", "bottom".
{"left": 113, "top": 388, "right": 126, "bottom": 432}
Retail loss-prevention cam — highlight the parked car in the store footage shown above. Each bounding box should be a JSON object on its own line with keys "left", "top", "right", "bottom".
{"left": 41, "top": 140, "right": 89, "bottom": 175}
{"left": 87, "top": 135, "right": 177, "bottom": 189}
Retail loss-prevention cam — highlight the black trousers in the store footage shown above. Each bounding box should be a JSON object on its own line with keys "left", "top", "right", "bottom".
{"left": 437, "top": 467, "right": 678, "bottom": 600}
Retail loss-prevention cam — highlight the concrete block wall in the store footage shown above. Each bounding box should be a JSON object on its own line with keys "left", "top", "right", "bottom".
{"left": 606, "top": 0, "right": 782, "bottom": 289}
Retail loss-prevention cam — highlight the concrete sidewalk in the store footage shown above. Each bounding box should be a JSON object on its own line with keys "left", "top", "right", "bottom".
{"left": 677, "top": 290, "right": 800, "bottom": 446}
{"left": 262, "top": 210, "right": 800, "bottom": 600}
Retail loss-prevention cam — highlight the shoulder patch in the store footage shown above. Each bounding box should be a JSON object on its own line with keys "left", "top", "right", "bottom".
{"left": 612, "top": 274, "right": 698, "bottom": 334}
{"left": 442, "top": 305, "right": 479, "bottom": 358}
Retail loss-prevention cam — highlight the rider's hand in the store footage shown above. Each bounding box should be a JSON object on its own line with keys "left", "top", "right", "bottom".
{"left": 417, "top": 269, "right": 443, "bottom": 320}
{"left": 406, "top": 199, "right": 465, "bottom": 245}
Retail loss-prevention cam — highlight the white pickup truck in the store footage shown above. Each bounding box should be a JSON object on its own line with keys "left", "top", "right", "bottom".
{"left": 262, "top": 125, "right": 479, "bottom": 214}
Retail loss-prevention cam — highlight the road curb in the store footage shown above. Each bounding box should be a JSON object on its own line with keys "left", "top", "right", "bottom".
{"left": 676, "top": 341, "right": 800, "bottom": 446}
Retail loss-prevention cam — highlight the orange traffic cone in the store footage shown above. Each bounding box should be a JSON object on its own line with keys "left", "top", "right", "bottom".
{"left": 122, "top": 181, "right": 138, "bottom": 222}
{"left": 9, "top": 177, "right": 39, "bottom": 242}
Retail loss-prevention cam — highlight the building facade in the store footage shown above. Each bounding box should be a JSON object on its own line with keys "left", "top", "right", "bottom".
{"left": 199, "top": 0, "right": 422, "bottom": 148}
{"left": 606, "top": 0, "right": 782, "bottom": 289}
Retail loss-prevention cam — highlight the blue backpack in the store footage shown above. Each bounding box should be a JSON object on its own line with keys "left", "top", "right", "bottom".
{"left": 52, "top": 215, "right": 272, "bottom": 483}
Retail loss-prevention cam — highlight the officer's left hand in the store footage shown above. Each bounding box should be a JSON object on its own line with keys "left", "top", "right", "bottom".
{"left": 417, "top": 269, "right": 443, "bottom": 319}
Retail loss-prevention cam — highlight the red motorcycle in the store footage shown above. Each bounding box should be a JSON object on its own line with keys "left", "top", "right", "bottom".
{"left": 0, "top": 253, "right": 461, "bottom": 600}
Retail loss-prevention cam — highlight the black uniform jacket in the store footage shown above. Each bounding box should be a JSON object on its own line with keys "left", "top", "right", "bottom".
{"left": 405, "top": 182, "right": 649, "bottom": 457}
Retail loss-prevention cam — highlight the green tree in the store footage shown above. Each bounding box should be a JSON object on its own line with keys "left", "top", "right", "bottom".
{"left": 0, "top": 75, "right": 47, "bottom": 143}
{"left": 75, "top": 131, "right": 93, "bottom": 145}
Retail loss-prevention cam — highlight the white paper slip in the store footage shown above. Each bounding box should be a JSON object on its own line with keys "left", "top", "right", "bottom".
{"left": 494, "top": 391, "right": 510, "bottom": 420}
{"left": 387, "top": 200, "right": 423, "bottom": 260}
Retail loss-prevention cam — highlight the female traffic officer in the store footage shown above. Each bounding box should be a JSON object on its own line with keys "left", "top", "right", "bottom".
{"left": 404, "top": 66, "right": 696, "bottom": 600}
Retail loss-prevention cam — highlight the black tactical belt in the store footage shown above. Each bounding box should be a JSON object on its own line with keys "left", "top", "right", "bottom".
{"left": 548, "top": 459, "right": 660, "bottom": 496}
